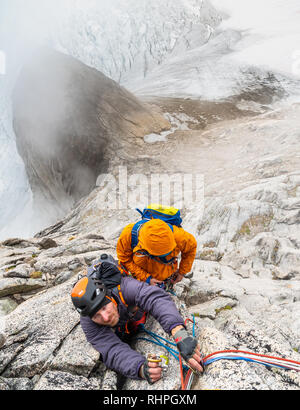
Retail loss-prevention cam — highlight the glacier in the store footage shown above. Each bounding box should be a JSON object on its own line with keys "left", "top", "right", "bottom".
{"left": 0, "top": 87, "right": 33, "bottom": 238}
{"left": 0, "top": 0, "right": 300, "bottom": 239}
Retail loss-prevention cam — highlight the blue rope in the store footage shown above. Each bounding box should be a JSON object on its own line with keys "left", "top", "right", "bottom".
{"left": 137, "top": 326, "right": 189, "bottom": 371}
{"left": 139, "top": 328, "right": 181, "bottom": 357}
{"left": 139, "top": 324, "right": 177, "bottom": 347}
{"left": 192, "top": 315, "right": 196, "bottom": 337}
{"left": 136, "top": 337, "right": 183, "bottom": 364}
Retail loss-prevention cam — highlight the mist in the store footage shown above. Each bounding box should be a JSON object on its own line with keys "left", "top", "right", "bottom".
{"left": 0, "top": 0, "right": 119, "bottom": 240}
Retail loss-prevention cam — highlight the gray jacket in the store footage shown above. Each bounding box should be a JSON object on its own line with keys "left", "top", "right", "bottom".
{"left": 80, "top": 275, "right": 184, "bottom": 379}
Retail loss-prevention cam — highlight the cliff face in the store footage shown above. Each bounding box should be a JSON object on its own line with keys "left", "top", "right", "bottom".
{"left": 12, "top": 48, "right": 170, "bottom": 223}
{"left": 0, "top": 99, "right": 299, "bottom": 391}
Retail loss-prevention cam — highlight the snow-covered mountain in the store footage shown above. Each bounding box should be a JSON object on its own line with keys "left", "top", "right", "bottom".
{"left": 0, "top": 0, "right": 299, "bottom": 239}
{"left": 0, "top": 89, "right": 32, "bottom": 238}
{"left": 127, "top": 0, "right": 300, "bottom": 99}
{"left": 52, "top": 0, "right": 221, "bottom": 84}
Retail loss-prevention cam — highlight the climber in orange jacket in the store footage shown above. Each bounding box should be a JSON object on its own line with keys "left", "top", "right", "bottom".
{"left": 117, "top": 219, "right": 197, "bottom": 286}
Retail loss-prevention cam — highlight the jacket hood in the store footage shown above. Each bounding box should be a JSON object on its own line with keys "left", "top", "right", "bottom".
{"left": 137, "top": 219, "right": 176, "bottom": 256}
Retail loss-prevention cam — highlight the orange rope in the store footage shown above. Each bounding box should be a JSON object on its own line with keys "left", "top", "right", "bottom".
{"left": 184, "top": 318, "right": 194, "bottom": 326}
{"left": 179, "top": 354, "right": 185, "bottom": 390}
{"left": 184, "top": 369, "right": 193, "bottom": 390}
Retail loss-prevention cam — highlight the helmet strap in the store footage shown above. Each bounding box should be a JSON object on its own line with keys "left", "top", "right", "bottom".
{"left": 105, "top": 295, "right": 118, "bottom": 307}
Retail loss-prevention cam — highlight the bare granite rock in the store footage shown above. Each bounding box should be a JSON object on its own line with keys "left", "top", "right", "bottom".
{"left": 34, "top": 371, "right": 101, "bottom": 391}
{"left": 1, "top": 99, "right": 300, "bottom": 391}
{"left": 0, "top": 278, "right": 44, "bottom": 298}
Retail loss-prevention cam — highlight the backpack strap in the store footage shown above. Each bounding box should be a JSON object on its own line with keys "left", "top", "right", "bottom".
{"left": 111, "top": 285, "right": 128, "bottom": 307}
{"left": 157, "top": 254, "right": 177, "bottom": 265}
{"left": 112, "top": 285, "right": 143, "bottom": 336}
{"left": 136, "top": 208, "right": 144, "bottom": 217}
{"left": 136, "top": 250, "right": 177, "bottom": 266}
{"left": 117, "top": 284, "right": 128, "bottom": 307}
{"left": 105, "top": 295, "right": 118, "bottom": 307}
{"left": 131, "top": 220, "right": 148, "bottom": 250}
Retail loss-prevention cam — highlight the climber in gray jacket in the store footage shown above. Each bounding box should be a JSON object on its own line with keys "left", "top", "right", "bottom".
{"left": 71, "top": 256, "right": 203, "bottom": 383}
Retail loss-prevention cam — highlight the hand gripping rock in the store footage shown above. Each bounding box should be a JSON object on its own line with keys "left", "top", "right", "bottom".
{"left": 174, "top": 328, "right": 198, "bottom": 362}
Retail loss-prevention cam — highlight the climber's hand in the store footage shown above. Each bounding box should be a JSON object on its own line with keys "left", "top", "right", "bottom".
{"left": 172, "top": 326, "right": 204, "bottom": 373}
{"left": 150, "top": 278, "right": 163, "bottom": 286}
{"left": 187, "top": 345, "right": 204, "bottom": 373}
{"left": 171, "top": 270, "right": 184, "bottom": 285}
{"left": 139, "top": 361, "right": 163, "bottom": 384}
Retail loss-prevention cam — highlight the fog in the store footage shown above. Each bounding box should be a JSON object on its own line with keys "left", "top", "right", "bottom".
{"left": 1, "top": 0, "right": 73, "bottom": 80}
{"left": 0, "top": 0, "right": 96, "bottom": 239}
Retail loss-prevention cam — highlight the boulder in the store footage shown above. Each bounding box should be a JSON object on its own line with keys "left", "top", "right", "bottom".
{"left": 38, "top": 238, "right": 58, "bottom": 250}
{"left": 1, "top": 279, "right": 79, "bottom": 379}
{"left": 3, "top": 264, "right": 33, "bottom": 279}
{"left": 1, "top": 239, "right": 35, "bottom": 248}
{"left": 0, "top": 278, "right": 44, "bottom": 298}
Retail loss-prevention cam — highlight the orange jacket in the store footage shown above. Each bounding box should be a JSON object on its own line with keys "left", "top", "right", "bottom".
{"left": 117, "top": 222, "right": 197, "bottom": 282}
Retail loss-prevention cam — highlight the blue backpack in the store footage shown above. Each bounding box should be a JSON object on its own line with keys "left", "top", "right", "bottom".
{"left": 131, "top": 205, "right": 182, "bottom": 264}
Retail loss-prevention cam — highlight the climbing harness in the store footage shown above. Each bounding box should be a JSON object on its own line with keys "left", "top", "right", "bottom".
{"left": 137, "top": 315, "right": 300, "bottom": 390}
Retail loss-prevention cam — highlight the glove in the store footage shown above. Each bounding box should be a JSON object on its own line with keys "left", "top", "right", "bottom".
{"left": 173, "top": 328, "right": 198, "bottom": 362}
{"left": 139, "top": 361, "right": 155, "bottom": 385}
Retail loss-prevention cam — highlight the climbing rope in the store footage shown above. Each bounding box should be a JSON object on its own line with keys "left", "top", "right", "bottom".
{"left": 182, "top": 316, "right": 197, "bottom": 390}
{"left": 184, "top": 369, "right": 194, "bottom": 390}
{"left": 202, "top": 350, "right": 300, "bottom": 371}
{"left": 137, "top": 315, "right": 300, "bottom": 390}
{"left": 136, "top": 324, "right": 189, "bottom": 371}
{"left": 179, "top": 354, "right": 185, "bottom": 390}
{"left": 185, "top": 316, "right": 300, "bottom": 373}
